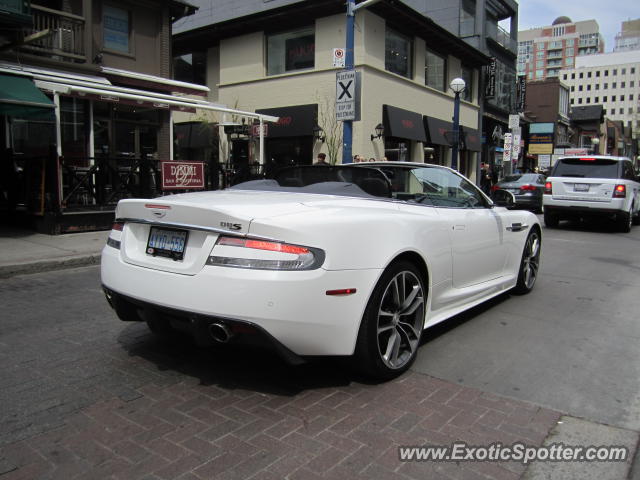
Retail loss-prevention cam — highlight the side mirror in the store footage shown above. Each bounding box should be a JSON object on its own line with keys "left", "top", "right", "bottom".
{"left": 492, "top": 189, "right": 515, "bottom": 208}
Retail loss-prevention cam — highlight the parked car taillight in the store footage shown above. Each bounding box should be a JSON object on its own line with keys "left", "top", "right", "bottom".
{"left": 613, "top": 184, "right": 626, "bottom": 198}
{"left": 544, "top": 182, "right": 552, "bottom": 194}
{"left": 520, "top": 184, "right": 537, "bottom": 191}
{"left": 490, "top": 185, "right": 500, "bottom": 192}
{"left": 112, "top": 222, "right": 124, "bottom": 231}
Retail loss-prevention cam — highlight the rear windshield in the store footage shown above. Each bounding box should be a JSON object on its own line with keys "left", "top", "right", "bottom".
{"left": 502, "top": 174, "right": 538, "bottom": 183}
{"left": 551, "top": 158, "right": 620, "bottom": 179}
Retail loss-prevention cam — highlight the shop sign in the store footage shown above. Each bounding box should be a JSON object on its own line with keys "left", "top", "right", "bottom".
{"left": 564, "top": 148, "right": 589, "bottom": 155}
{"left": 516, "top": 76, "right": 526, "bottom": 112}
{"left": 251, "top": 124, "right": 268, "bottom": 137}
{"left": 485, "top": 58, "right": 496, "bottom": 98}
{"left": 528, "top": 143, "right": 553, "bottom": 155}
{"left": 538, "top": 154, "right": 551, "bottom": 168}
{"left": 161, "top": 161, "right": 205, "bottom": 190}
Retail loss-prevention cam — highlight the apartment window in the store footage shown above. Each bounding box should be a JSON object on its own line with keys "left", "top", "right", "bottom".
{"left": 571, "top": 73, "right": 575, "bottom": 79}
{"left": 586, "top": 98, "right": 591, "bottom": 104}
{"left": 565, "top": 57, "right": 574, "bottom": 66}
{"left": 103, "top": 5, "right": 131, "bottom": 53}
{"left": 621, "top": 95, "right": 625, "bottom": 101}
{"left": 536, "top": 60, "right": 544, "bottom": 68}
{"left": 604, "top": 83, "right": 608, "bottom": 89}
{"left": 563, "top": 74, "right": 567, "bottom": 80}
{"left": 632, "top": 68, "right": 636, "bottom": 74}
{"left": 612, "top": 82, "right": 617, "bottom": 89}
{"left": 631, "top": 81, "right": 635, "bottom": 88}
{"left": 621, "top": 81, "right": 626, "bottom": 88}
{"left": 605, "top": 70, "right": 609, "bottom": 76}
{"left": 631, "top": 94, "right": 635, "bottom": 101}
{"left": 596, "top": 71, "right": 600, "bottom": 77}
{"left": 570, "top": 98, "right": 574, "bottom": 105}
{"left": 536, "top": 51, "right": 545, "bottom": 59}
{"left": 460, "top": 65, "right": 473, "bottom": 102}
{"left": 613, "top": 69, "right": 617, "bottom": 75}
{"left": 603, "top": 109, "right": 607, "bottom": 114}
{"left": 595, "top": 84, "right": 600, "bottom": 90}
{"left": 603, "top": 96, "right": 607, "bottom": 102}
{"left": 571, "top": 86, "right": 575, "bottom": 92}
{"left": 594, "top": 96, "right": 599, "bottom": 102}
{"left": 587, "top": 72, "right": 592, "bottom": 78}
{"left": 173, "top": 52, "right": 207, "bottom": 85}
{"left": 387, "top": 27, "right": 413, "bottom": 79}
{"left": 536, "top": 69, "right": 544, "bottom": 78}
{"left": 587, "top": 85, "right": 591, "bottom": 91}
{"left": 629, "top": 107, "right": 634, "bottom": 114}
{"left": 578, "top": 98, "right": 582, "bottom": 104}
{"left": 622, "top": 68, "right": 626, "bottom": 74}
{"left": 579, "top": 72, "right": 584, "bottom": 79}
{"left": 578, "top": 85, "right": 583, "bottom": 91}
{"left": 566, "top": 47, "right": 574, "bottom": 56}
{"left": 612, "top": 95, "right": 616, "bottom": 101}
{"left": 267, "top": 27, "right": 315, "bottom": 75}
{"left": 425, "top": 49, "right": 446, "bottom": 90}
{"left": 619, "top": 108, "right": 623, "bottom": 114}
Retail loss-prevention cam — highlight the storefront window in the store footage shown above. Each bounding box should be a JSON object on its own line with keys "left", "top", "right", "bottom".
{"left": 461, "top": 65, "right": 473, "bottom": 102}
{"left": 385, "top": 27, "right": 412, "bottom": 79}
{"left": 267, "top": 27, "right": 315, "bottom": 76}
{"left": 103, "top": 5, "right": 130, "bottom": 53}
{"left": 60, "top": 97, "right": 89, "bottom": 166}
{"left": 425, "top": 49, "right": 446, "bottom": 91}
{"left": 384, "top": 137, "right": 411, "bottom": 162}
{"left": 173, "top": 52, "right": 206, "bottom": 85}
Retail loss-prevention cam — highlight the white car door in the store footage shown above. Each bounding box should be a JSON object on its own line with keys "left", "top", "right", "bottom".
{"left": 413, "top": 168, "right": 506, "bottom": 288}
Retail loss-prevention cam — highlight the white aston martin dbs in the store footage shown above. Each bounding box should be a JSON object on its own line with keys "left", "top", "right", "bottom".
{"left": 101, "top": 163, "right": 541, "bottom": 379}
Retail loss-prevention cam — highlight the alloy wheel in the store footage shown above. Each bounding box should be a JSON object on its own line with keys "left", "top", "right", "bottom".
{"left": 521, "top": 231, "right": 540, "bottom": 290}
{"left": 376, "top": 270, "right": 425, "bottom": 369}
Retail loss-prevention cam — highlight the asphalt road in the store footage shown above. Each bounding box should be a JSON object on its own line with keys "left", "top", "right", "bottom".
{"left": 412, "top": 217, "right": 640, "bottom": 432}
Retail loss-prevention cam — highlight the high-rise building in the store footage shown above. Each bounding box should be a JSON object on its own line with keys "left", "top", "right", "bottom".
{"left": 560, "top": 50, "right": 640, "bottom": 139}
{"left": 518, "top": 17, "right": 604, "bottom": 82}
{"left": 614, "top": 19, "right": 640, "bottom": 53}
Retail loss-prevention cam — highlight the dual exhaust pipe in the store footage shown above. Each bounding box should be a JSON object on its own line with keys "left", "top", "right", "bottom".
{"left": 208, "top": 322, "right": 233, "bottom": 343}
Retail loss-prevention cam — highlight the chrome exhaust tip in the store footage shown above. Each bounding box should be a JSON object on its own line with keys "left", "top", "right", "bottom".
{"left": 209, "top": 322, "right": 233, "bottom": 343}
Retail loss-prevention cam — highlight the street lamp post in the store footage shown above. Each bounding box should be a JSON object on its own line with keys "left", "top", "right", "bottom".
{"left": 449, "top": 77, "right": 466, "bottom": 171}
{"left": 591, "top": 137, "right": 600, "bottom": 155}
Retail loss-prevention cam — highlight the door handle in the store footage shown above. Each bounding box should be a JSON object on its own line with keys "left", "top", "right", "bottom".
{"left": 506, "top": 223, "right": 528, "bottom": 232}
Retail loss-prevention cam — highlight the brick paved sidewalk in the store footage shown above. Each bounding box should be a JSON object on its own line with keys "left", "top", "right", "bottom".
{"left": 0, "top": 370, "right": 560, "bottom": 480}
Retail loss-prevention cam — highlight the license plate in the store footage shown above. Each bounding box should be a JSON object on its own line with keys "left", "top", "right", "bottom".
{"left": 147, "top": 227, "right": 188, "bottom": 260}
{"left": 574, "top": 183, "right": 589, "bottom": 192}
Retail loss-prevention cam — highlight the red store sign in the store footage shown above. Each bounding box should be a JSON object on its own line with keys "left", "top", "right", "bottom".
{"left": 161, "top": 161, "right": 205, "bottom": 190}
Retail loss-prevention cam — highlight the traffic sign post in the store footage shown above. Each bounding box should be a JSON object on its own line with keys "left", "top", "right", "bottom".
{"left": 336, "top": 70, "right": 356, "bottom": 122}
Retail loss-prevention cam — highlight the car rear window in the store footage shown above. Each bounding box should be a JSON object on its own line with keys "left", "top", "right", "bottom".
{"left": 551, "top": 158, "right": 620, "bottom": 179}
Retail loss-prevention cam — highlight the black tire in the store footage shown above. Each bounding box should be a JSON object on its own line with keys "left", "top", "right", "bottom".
{"left": 544, "top": 210, "right": 559, "bottom": 228}
{"left": 632, "top": 207, "right": 640, "bottom": 226}
{"left": 617, "top": 210, "right": 632, "bottom": 233}
{"left": 513, "top": 229, "right": 541, "bottom": 295}
{"left": 354, "top": 261, "right": 426, "bottom": 380}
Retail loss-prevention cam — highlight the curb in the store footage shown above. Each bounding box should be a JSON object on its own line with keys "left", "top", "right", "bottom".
{"left": 0, "top": 254, "right": 102, "bottom": 279}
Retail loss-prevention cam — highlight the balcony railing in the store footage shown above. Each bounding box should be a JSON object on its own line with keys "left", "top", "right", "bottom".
{"left": 486, "top": 22, "right": 517, "bottom": 53}
{"left": 20, "top": 4, "right": 85, "bottom": 62}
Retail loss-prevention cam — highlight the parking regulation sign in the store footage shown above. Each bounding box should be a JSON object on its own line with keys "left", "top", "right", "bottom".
{"left": 336, "top": 70, "right": 356, "bottom": 121}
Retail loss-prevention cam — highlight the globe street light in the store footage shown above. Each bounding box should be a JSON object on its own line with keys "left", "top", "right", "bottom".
{"left": 450, "top": 77, "right": 466, "bottom": 171}
{"left": 591, "top": 136, "right": 600, "bottom": 154}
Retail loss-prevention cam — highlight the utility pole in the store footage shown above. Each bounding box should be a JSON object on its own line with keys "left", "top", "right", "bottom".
{"left": 342, "top": 0, "right": 382, "bottom": 164}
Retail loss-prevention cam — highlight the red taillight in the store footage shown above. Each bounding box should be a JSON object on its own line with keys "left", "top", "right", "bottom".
{"left": 326, "top": 288, "right": 357, "bottom": 296}
{"left": 217, "top": 236, "right": 310, "bottom": 255}
{"left": 544, "top": 182, "right": 552, "bottom": 194}
{"left": 613, "top": 184, "right": 626, "bottom": 198}
{"left": 579, "top": 157, "right": 597, "bottom": 161}
{"left": 112, "top": 222, "right": 124, "bottom": 231}
{"left": 491, "top": 185, "right": 500, "bottom": 192}
{"left": 520, "top": 184, "right": 537, "bottom": 191}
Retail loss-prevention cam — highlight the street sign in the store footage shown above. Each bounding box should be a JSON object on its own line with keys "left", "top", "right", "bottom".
{"left": 508, "top": 114, "right": 519, "bottom": 130}
{"left": 512, "top": 133, "right": 521, "bottom": 159}
{"left": 332, "top": 48, "right": 345, "bottom": 68}
{"left": 503, "top": 133, "right": 513, "bottom": 163}
{"left": 336, "top": 70, "right": 356, "bottom": 121}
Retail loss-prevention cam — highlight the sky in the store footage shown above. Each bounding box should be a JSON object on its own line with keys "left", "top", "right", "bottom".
{"left": 515, "top": 0, "right": 638, "bottom": 52}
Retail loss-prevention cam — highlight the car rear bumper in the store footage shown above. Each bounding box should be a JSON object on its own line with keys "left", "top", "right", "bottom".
{"left": 101, "top": 245, "right": 381, "bottom": 357}
{"left": 543, "top": 196, "right": 626, "bottom": 217}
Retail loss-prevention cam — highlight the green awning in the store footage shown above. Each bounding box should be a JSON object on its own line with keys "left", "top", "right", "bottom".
{"left": 0, "top": 74, "right": 55, "bottom": 118}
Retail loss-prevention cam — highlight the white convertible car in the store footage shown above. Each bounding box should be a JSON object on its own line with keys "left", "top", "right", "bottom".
{"left": 101, "top": 163, "right": 541, "bottom": 379}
